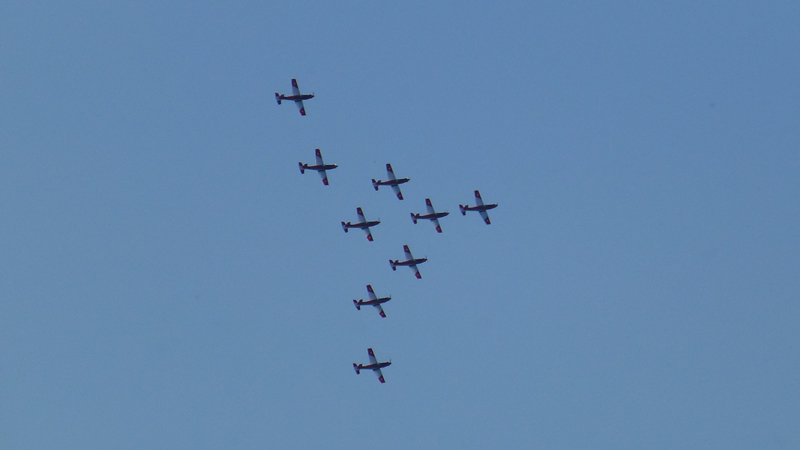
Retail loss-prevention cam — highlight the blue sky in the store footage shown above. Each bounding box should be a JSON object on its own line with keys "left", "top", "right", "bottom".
{"left": 1, "top": 1, "right": 799, "bottom": 449}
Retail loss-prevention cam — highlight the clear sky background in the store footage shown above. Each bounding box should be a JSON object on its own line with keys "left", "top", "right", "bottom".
{"left": 1, "top": 1, "right": 799, "bottom": 449}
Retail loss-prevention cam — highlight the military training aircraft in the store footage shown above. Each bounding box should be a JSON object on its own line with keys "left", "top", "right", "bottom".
{"left": 342, "top": 207, "right": 381, "bottom": 241}
{"left": 275, "top": 78, "right": 314, "bottom": 116}
{"left": 299, "top": 149, "right": 337, "bottom": 185}
{"left": 353, "top": 285, "right": 391, "bottom": 318}
{"left": 372, "top": 163, "right": 410, "bottom": 200}
{"left": 460, "top": 190, "right": 498, "bottom": 224}
{"left": 353, "top": 348, "right": 392, "bottom": 383}
{"left": 389, "top": 244, "right": 427, "bottom": 279}
{"left": 411, "top": 198, "right": 450, "bottom": 233}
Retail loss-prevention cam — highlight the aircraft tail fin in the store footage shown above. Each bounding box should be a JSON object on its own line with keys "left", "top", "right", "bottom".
{"left": 372, "top": 179, "right": 379, "bottom": 191}
{"left": 410, "top": 213, "right": 417, "bottom": 224}
{"left": 299, "top": 162, "right": 305, "bottom": 174}
{"left": 353, "top": 363, "right": 360, "bottom": 375}
{"left": 389, "top": 260, "right": 396, "bottom": 271}
{"left": 275, "top": 93, "right": 282, "bottom": 105}
{"left": 341, "top": 222, "right": 348, "bottom": 233}
{"left": 459, "top": 205, "right": 466, "bottom": 215}
{"left": 353, "top": 300, "right": 361, "bottom": 310}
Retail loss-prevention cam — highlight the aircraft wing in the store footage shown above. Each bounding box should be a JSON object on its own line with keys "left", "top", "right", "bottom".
{"left": 362, "top": 227, "right": 373, "bottom": 242}
{"left": 386, "top": 164, "right": 397, "bottom": 181}
{"left": 315, "top": 149, "right": 324, "bottom": 165}
{"left": 432, "top": 217, "right": 442, "bottom": 233}
{"left": 479, "top": 210, "right": 491, "bottom": 225}
{"left": 474, "top": 190, "right": 484, "bottom": 207}
{"left": 366, "top": 285, "right": 377, "bottom": 301}
{"left": 373, "top": 303, "right": 386, "bottom": 318}
{"left": 410, "top": 263, "right": 421, "bottom": 279}
{"left": 318, "top": 170, "right": 329, "bottom": 185}
{"left": 367, "top": 348, "right": 378, "bottom": 365}
{"left": 425, "top": 198, "right": 435, "bottom": 215}
{"left": 403, "top": 245, "right": 413, "bottom": 260}
{"left": 295, "top": 100, "right": 306, "bottom": 116}
{"left": 291, "top": 78, "right": 301, "bottom": 96}
{"left": 373, "top": 368, "right": 386, "bottom": 383}
{"left": 356, "top": 207, "right": 366, "bottom": 223}
{"left": 391, "top": 184, "right": 403, "bottom": 200}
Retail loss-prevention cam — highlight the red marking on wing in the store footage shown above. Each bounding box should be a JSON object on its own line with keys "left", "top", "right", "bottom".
{"left": 368, "top": 348, "right": 375, "bottom": 357}
{"left": 378, "top": 375, "right": 385, "bottom": 383}
{"left": 436, "top": 225, "right": 442, "bottom": 233}
{"left": 415, "top": 271, "right": 422, "bottom": 279}
{"left": 292, "top": 79, "right": 298, "bottom": 87}
{"left": 379, "top": 311, "right": 386, "bottom": 318}
{"left": 316, "top": 148, "right": 322, "bottom": 157}
{"left": 397, "top": 192, "right": 403, "bottom": 200}
{"left": 403, "top": 245, "right": 410, "bottom": 252}
{"left": 367, "top": 234, "right": 373, "bottom": 242}
{"left": 357, "top": 207, "right": 364, "bottom": 215}
{"left": 322, "top": 177, "right": 329, "bottom": 185}
{"left": 426, "top": 198, "right": 432, "bottom": 207}
{"left": 299, "top": 107, "right": 306, "bottom": 116}
{"left": 367, "top": 285, "right": 374, "bottom": 293}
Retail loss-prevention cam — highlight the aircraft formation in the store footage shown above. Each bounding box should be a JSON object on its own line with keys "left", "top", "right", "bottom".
{"left": 278, "top": 78, "right": 498, "bottom": 383}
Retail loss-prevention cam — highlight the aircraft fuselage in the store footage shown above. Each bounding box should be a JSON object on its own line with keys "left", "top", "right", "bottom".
{"left": 393, "top": 258, "right": 427, "bottom": 266}
{"left": 464, "top": 204, "right": 498, "bottom": 212}
{"left": 344, "top": 220, "right": 380, "bottom": 229}
{"left": 415, "top": 211, "right": 450, "bottom": 220}
{"left": 357, "top": 361, "right": 392, "bottom": 371}
{"left": 303, "top": 163, "right": 338, "bottom": 171}
{"left": 375, "top": 178, "right": 410, "bottom": 186}
{"left": 358, "top": 296, "right": 391, "bottom": 306}
{"left": 279, "top": 94, "right": 315, "bottom": 101}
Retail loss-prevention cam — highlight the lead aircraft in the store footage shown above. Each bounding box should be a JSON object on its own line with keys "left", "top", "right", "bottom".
{"left": 353, "top": 348, "right": 392, "bottom": 383}
{"left": 299, "top": 149, "right": 337, "bottom": 185}
{"left": 411, "top": 198, "right": 450, "bottom": 233}
{"left": 275, "top": 79, "right": 314, "bottom": 116}
{"left": 372, "top": 164, "right": 410, "bottom": 200}
{"left": 460, "top": 190, "right": 498, "bottom": 224}
{"left": 390, "top": 244, "right": 427, "bottom": 279}
{"left": 342, "top": 207, "right": 380, "bottom": 241}
{"left": 353, "top": 285, "right": 391, "bottom": 318}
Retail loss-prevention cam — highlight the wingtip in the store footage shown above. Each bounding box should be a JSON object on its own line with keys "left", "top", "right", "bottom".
{"left": 415, "top": 272, "right": 422, "bottom": 279}
{"left": 379, "top": 311, "right": 386, "bottom": 318}
{"left": 322, "top": 177, "right": 329, "bottom": 186}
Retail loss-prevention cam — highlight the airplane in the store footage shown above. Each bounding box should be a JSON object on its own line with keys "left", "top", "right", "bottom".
{"left": 389, "top": 244, "right": 427, "bottom": 279}
{"left": 353, "top": 285, "right": 391, "bottom": 318}
{"left": 342, "top": 207, "right": 381, "bottom": 241}
{"left": 372, "top": 164, "right": 410, "bottom": 200}
{"left": 299, "top": 149, "right": 337, "bottom": 185}
{"left": 275, "top": 78, "right": 314, "bottom": 116}
{"left": 411, "top": 198, "right": 450, "bottom": 233}
{"left": 460, "top": 190, "right": 498, "bottom": 224}
{"left": 353, "top": 348, "right": 392, "bottom": 383}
